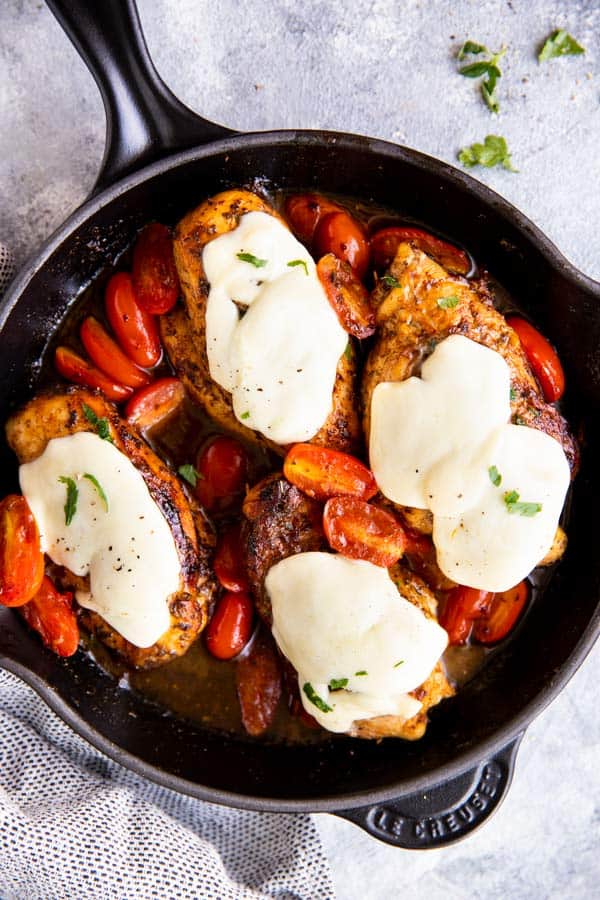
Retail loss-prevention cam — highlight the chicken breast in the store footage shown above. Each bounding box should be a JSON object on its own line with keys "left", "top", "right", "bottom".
{"left": 242, "top": 473, "right": 454, "bottom": 740}
{"left": 162, "top": 188, "right": 360, "bottom": 455}
{"left": 6, "top": 388, "right": 217, "bottom": 669}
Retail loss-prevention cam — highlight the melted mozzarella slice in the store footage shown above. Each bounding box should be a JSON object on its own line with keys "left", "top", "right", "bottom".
{"left": 266, "top": 552, "right": 447, "bottom": 733}
{"left": 203, "top": 211, "right": 347, "bottom": 444}
{"left": 434, "top": 424, "right": 570, "bottom": 591}
{"left": 19, "top": 432, "right": 181, "bottom": 648}
{"left": 370, "top": 335, "right": 511, "bottom": 514}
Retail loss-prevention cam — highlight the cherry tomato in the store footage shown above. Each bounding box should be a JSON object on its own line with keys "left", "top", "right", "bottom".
{"left": 20, "top": 575, "right": 79, "bottom": 657}
{"left": 507, "top": 316, "right": 565, "bottom": 403}
{"left": 473, "top": 580, "right": 529, "bottom": 645}
{"left": 125, "top": 377, "right": 185, "bottom": 430}
{"left": 214, "top": 522, "right": 249, "bottom": 592}
{"left": 371, "top": 227, "right": 471, "bottom": 275}
{"left": 132, "top": 223, "right": 180, "bottom": 315}
{"left": 195, "top": 435, "right": 248, "bottom": 511}
{"left": 439, "top": 586, "right": 493, "bottom": 645}
{"left": 314, "top": 211, "right": 370, "bottom": 280}
{"left": 205, "top": 590, "right": 254, "bottom": 660}
{"left": 284, "top": 443, "right": 377, "bottom": 502}
{"left": 316, "top": 254, "right": 375, "bottom": 339}
{"left": 323, "top": 497, "right": 407, "bottom": 567}
{"left": 80, "top": 317, "right": 151, "bottom": 389}
{"left": 54, "top": 346, "right": 133, "bottom": 403}
{"left": 105, "top": 272, "right": 162, "bottom": 368}
{"left": 0, "top": 495, "right": 44, "bottom": 608}
{"left": 284, "top": 193, "right": 342, "bottom": 244}
{"left": 235, "top": 627, "right": 282, "bottom": 736}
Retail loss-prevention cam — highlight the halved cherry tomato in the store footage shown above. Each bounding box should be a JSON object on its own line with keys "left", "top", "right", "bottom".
{"left": 235, "top": 627, "right": 282, "bottom": 736}
{"left": 507, "top": 316, "right": 565, "bottom": 403}
{"left": 214, "top": 522, "right": 249, "bottom": 592}
{"left": 473, "top": 580, "right": 529, "bottom": 645}
{"left": 284, "top": 443, "right": 377, "bottom": 503}
{"left": 316, "top": 253, "right": 375, "bottom": 339}
{"left": 371, "top": 227, "right": 471, "bottom": 275}
{"left": 20, "top": 575, "right": 79, "bottom": 657}
{"left": 125, "top": 377, "right": 185, "bottom": 430}
{"left": 80, "top": 317, "right": 151, "bottom": 389}
{"left": 205, "top": 590, "right": 253, "bottom": 660}
{"left": 105, "top": 272, "right": 162, "bottom": 368}
{"left": 0, "top": 495, "right": 44, "bottom": 608}
{"left": 284, "top": 193, "right": 342, "bottom": 244}
{"left": 132, "top": 223, "right": 180, "bottom": 315}
{"left": 323, "top": 497, "right": 407, "bottom": 567}
{"left": 54, "top": 346, "right": 133, "bottom": 402}
{"left": 195, "top": 435, "right": 248, "bottom": 511}
{"left": 314, "top": 211, "right": 370, "bottom": 281}
{"left": 439, "top": 586, "right": 493, "bottom": 645}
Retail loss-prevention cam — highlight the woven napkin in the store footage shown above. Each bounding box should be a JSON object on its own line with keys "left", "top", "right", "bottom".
{"left": 0, "top": 245, "right": 334, "bottom": 900}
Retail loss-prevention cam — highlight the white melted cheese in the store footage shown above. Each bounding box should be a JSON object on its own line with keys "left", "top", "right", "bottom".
{"left": 266, "top": 552, "right": 448, "bottom": 733}
{"left": 203, "top": 211, "right": 347, "bottom": 444}
{"left": 369, "top": 334, "right": 570, "bottom": 592}
{"left": 19, "top": 432, "right": 181, "bottom": 648}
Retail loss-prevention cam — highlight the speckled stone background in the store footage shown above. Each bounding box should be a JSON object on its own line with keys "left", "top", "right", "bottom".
{"left": 1, "top": 0, "right": 600, "bottom": 897}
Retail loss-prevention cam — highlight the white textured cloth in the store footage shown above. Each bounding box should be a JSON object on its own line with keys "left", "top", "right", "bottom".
{"left": 0, "top": 670, "right": 334, "bottom": 899}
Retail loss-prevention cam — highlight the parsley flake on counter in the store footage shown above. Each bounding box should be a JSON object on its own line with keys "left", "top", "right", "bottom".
{"left": 393, "top": 660, "right": 404, "bottom": 668}
{"left": 83, "top": 473, "right": 108, "bottom": 511}
{"left": 503, "top": 489, "right": 542, "bottom": 517}
{"left": 488, "top": 465, "right": 502, "bottom": 487}
{"left": 458, "top": 43, "right": 506, "bottom": 113}
{"left": 458, "top": 40, "right": 488, "bottom": 61}
{"left": 437, "top": 295, "right": 460, "bottom": 309}
{"left": 178, "top": 464, "right": 202, "bottom": 488}
{"left": 287, "top": 259, "right": 308, "bottom": 276}
{"left": 328, "top": 677, "right": 349, "bottom": 691}
{"left": 240, "top": 411, "right": 251, "bottom": 420}
{"left": 303, "top": 682, "right": 333, "bottom": 713}
{"left": 458, "top": 135, "right": 517, "bottom": 172}
{"left": 355, "top": 670, "right": 368, "bottom": 676}
{"left": 82, "top": 403, "right": 113, "bottom": 443}
{"left": 382, "top": 274, "right": 401, "bottom": 288}
{"left": 538, "top": 30, "right": 584, "bottom": 62}
{"left": 236, "top": 252, "right": 267, "bottom": 268}
{"left": 58, "top": 476, "right": 78, "bottom": 526}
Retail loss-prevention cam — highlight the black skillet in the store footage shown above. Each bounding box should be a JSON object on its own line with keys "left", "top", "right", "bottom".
{"left": 1, "top": 0, "right": 599, "bottom": 850}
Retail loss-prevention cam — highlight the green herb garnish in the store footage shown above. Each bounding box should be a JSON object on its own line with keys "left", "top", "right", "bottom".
{"left": 509, "top": 387, "right": 517, "bottom": 402}
{"left": 83, "top": 473, "right": 108, "bottom": 511}
{"left": 240, "top": 411, "right": 251, "bottom": 420}
{"left": 82, "top": 403, "right": 113, "bottom": 443}
{"left": 459, "top": 44, "right": 506, "bottom": 113}
{"left": 328, "top": 677, "right": 349, "bottom": 692}
{"left": 458, "top": 40, "right": 488, "bottom": 61}
{"left": 382, "top": 274, "right": 401, "bottom": 288}
{"left": 178, "top": 464, "right": 202, "bottom": 488}
{"left": 303, "top": 683, "right": 333, "bottom": 713}
{"left": 344, "top": 342, "right": 353, "bottom": 362}
{"left": 458, "top": 135, "right": 517, "bottom": 172}
{"left": 393, "top": 660, "right": 404, "bottom": 668}
{"left": 503, "top": 489, "right": 542, "bottom": 517}
{"left": 236, "top": 252, "right": 267, "bottom": 268}
{"left": 437, "top": 295, "right": 460, "bottom": 309}
{"left": 355, "top": 670, "right": 368, "bottom": 676}
{"left": 514, "top": 415, "right": 527, "bottom": 426}
{"left": 287, "top": 259, "right": 309, "bottom": 276}
{"left": 488, "top": 465, "right": 502, "bottom": 487}
{"left": 58, "top": 476, "right": 78, "bottom": 526}
{"left": 538, "top": 30, "right": 584, "bottom": 62}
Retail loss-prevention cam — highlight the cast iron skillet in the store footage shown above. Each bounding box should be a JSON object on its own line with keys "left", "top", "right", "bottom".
{"left": 1, "top": 0, "right": 599, "bottom": 850}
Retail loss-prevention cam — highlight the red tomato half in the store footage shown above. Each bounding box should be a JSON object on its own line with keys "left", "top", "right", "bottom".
{"left": 314, "top": 211, "right": 370, "bottom": 280}
{"left": 473, "top": 581, "right": 529, "bottom": 645}
{"left": 0, "top": 495, "right": 44, "bottom": 608}
{"left": 316, "top": 254, "right": 375, "bottom": 339}
{"left": 507, "top": 316, "right": 565, "bottom": 402}
{"left": 195, "top": 435, "right": 248, "bottom": 511}
{"left": 439, "top": 586, "right": 492, "bottom": 646}
{"left": 132, "top": 223, "right": 180, "bottom": 315}
{"left": 371, "top": 226, "right": 471, "bottom": 275}
{"left": 214, "top": 522, "right": 250, "bottom": 593}
{"left": 323, "top": 497, "right": 407, "bottom": 567}
{"left": 80, "top": 317, "right": 151, "bottom": 389}
{"left": 284, "top": 443, "right": 377, "bottom": 502}
{"left": 55, "top": 346, "right": 133, "bottom": 402}
{"left": 20, "top": 575, "right": 79, "bottom": 657}
{"left": 205, "top": 591, "right": 253, "bottom": 660}
{"left": 105, "top": 272, "right": 162, "bottom": 368}
{"left": 125, "top": 377, "right": 185, "bottom": 430}
{"left": 284, "top": 193, "right": 343, "bottom": 244}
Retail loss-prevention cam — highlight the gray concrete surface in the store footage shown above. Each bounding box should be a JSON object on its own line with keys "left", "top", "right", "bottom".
{"left": 1, "top": 1, "right": 600, "bottom": 897}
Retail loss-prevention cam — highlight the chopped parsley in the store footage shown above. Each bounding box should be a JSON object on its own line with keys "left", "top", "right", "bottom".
{"left": 344, "top": 342, "right": 353, "bottom": 362}
{"left": 514, "top": 415, "right": 527, "bottom": 426}
{"left": 82, "top": 403, "right": 113, "bottom": 442}
{"left": 458, "top": 40, "right": 488, "bottom": 61}
{"left": 509, "top": 387, "right": 517, "bottom": 402}
{"left": 236, "top": 252, "right": 267, "bottom": 268}
{"left": 58, "top": 476, "right": 78, "bottom": 526}
{"left": 393, "top": 660, "right": 404, "bottom": 668}
{"left": 382, "top": 274, "right": 401, "bottom": 288}
{"left": 503, "top": 489, "right": 542, "bottom": 517}
{"left": 538, "top": 30, "right": 584, "bottom": 62}
{"left": 355, "top": 670, "right": 368, "bottom": 676}
{"left": 488, "top": 465, "right": 502, "bottom": 487}
{"left": 328, "top": 677, "right": 349, "bottom": 691}
{"left": 303, "top": 682, "right": 333, "bottom": 713}
{"left": 458, "top": 135, "right": 516, "bottom": 172}
{"left": 83, "top": 473, "right": 108, "bottom": 511}
{"left": 240, "top": 411, "right": 251, "bottom": 420}
{"left": 178, "top": 464, "right": 202, "bottom": 487}
{"left": 458, "top": 43, "right": 506, "bottom": 113}
{"left": 437, "top": 295, "right": 460, "bottom": 309}
{"left": 287, "top": 259, "right": 308, "bottom": 276}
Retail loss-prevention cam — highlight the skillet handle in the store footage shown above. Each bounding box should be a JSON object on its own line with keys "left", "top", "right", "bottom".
{"left": 45, "top": 0, "right": 236, "bottom": 195}
{"left": 336, "top": 733, "right": 523, "bottom": 848}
